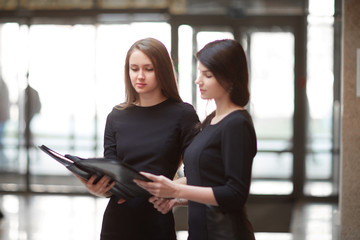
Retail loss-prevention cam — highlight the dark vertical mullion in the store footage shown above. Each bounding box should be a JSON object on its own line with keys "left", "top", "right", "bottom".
{"left": 292, "top": 15, "right": 308, "bottom": 199}
{"left": 170, "top": 20, "right": 179, "bottom": 82}
{"left": 332, "top": 0, "right": 342, "bottom": 195}
{"left": 94, "top": 22, "right": 99, "bottom": 156}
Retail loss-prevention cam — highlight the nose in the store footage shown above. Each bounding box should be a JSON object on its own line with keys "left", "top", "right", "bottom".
{"left": 195, "top": 76, "right": 201, "bottom": 85}
{"left": 138, "top": 70, "right": 145, "bottom": 80}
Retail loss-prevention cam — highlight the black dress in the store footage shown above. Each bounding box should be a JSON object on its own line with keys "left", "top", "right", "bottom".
{"left": 101, "top": 99, "right": 199, "bottom": 240}
{"left": 183, "top": 110, "right": 257, "bottom": 240}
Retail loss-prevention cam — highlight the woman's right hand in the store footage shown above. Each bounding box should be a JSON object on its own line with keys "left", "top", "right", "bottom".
{"left": 76, "top": 175, "right": 115, "bottom": 198}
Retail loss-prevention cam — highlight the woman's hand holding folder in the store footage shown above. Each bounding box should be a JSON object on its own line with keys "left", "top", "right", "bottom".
{"left": 38, "top": 145, "right": 151, "bottom": 203}
{"left": 76, "top": 174, "right": 115, "bottom": 198}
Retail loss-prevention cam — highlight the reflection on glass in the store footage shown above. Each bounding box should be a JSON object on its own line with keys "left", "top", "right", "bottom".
{"left": 0, "top": 194, "right": 108, "bottom": 240}
{"left": 252, "top": 152, "right": 293, "bottom": 179}
{"left": 304, "top": 181, "right": 333, "bottom": 197}
{"left": 250, "top": 180, "right": 293, "bottom": 195}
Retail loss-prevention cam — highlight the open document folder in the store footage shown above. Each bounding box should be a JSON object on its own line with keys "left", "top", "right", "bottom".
{"left": 38, "top": 145, "right": 151, "bottom": 199}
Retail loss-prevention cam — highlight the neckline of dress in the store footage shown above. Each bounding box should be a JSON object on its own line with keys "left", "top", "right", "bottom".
{"left": 132, "top": 98, "right": 170, "bottom": 109}
{"left": 208, "top": 109, "right": 246, "bottom": 126}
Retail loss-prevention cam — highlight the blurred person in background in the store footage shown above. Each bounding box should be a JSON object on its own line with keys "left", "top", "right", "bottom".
{"left": 0, "top": 75, "right": 10, "bottom": 150}
{"left": 0, "top": 73, "right": 10, "bottom": 220}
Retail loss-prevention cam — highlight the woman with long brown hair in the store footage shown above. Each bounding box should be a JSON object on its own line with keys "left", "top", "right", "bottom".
{"left": 79, "top": 38, "right": 199, "bottom": 240}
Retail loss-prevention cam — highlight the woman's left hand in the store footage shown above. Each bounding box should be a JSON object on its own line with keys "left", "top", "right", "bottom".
{"left": 134, "top": 172, "right": 180, "bottom": 199}
{"left": 149, "top": 196, "right": 177, "bottom": 214}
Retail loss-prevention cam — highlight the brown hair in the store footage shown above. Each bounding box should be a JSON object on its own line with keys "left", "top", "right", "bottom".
{"left": 118, "top": 38, "right": 182, "bottom": 109}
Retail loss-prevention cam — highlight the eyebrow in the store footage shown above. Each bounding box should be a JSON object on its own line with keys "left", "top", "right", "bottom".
{"left": 130, "top": 63, "right": 153, "bottom": 67}
{"left": 200, "top": 69, "right": 212, "bottom": 74}
{"left": 198, "top": 67, "right": 209, "bottom": 72}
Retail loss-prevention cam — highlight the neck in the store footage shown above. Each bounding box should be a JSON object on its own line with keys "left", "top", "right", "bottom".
{"left": 210, "top": 96, "right": 244, "bottom": 125}
{"left": 214, "top": 96, "right": 241, "bottom": 116}
{"left": 136, "top": 93, "right": 167, "bottom": 107}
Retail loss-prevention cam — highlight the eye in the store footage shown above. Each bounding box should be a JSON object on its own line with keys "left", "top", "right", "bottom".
{"left": 205, "top": 74, "right": 213, "bottom": 78}
{"left": 145, "top": 68, "right": 154, "bottom": 72}
{"left": 199, "top": 70, "right": 213, "bottom": 78}
{"left": 130, "top": 67, "right": 139, "bottom": 72}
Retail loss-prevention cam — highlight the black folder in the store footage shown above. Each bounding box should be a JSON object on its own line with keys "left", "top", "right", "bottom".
{"left": 38, "top": 145, "right": 151, "bottom": 200}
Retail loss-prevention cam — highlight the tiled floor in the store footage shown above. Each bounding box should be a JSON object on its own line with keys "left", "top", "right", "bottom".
{"left": 0, "top": 194, "right": 339, "bottom": 240}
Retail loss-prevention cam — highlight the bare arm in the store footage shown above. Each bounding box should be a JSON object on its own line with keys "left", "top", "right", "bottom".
{"left": 146, "top": 176, "right": 188, "bottom": 214}
{"left": 134, "top": 172, "right": 218, "bottom": 206}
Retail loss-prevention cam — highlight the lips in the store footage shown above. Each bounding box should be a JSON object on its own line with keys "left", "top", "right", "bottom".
{"left": 136, "top": 83, "right": 146, "bottom": 88}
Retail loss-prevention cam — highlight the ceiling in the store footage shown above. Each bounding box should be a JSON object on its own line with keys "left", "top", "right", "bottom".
{"left": 186, "top": 0, "right": 306, "bottom": 15}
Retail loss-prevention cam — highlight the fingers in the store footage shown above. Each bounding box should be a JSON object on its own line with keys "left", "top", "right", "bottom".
{"left": 133, "top": 179, "right": 158, "bottom": 196}
{"left": 86, "top": 175, "right": 98, "bottom": 185}
{"left": 117, "top": 198, "right": 126, "bottom": 204}
{"left": 134, "top": 173, "right": 166, "bottom": 189}
{"left": 75, "top": 175, "right": 88, "bottom": 185}
{"left": 77, "top": 175, "right": 114, "bottom": 197}
{"left": 96, "top": 175, "right": 112, "bottom": 187}
{"left": 139, "top": 172, "right": 162, "bottom": 181}
{"left": 106, "top": 181, "right": 116, "bottom": 192}
{"left": 133, "top": 178, "right": 148, "bottom": 189}
{"left": 149, "top": 197, "right": 176, "bottom": 214}
{"left": 95, "top": 176, "right": 114, "bottom": 193}
{"left": 133, "top": 173, "right": 159, "bottom": 192}
{"left": 148, "top": 196, "right": 159, "bottom": 204}
{"left": 134, "top": 173, "right": 177, "bottom": 199}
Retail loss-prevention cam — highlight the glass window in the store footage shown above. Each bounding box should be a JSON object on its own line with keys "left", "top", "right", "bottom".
{"left": 305, "top": 0, "right": 336, "bottom": 197}
{"left": 249, "top": 32, "right": 295, "bottom": 195}
{"left": 178, "top": 25, "right": 193, "bottom": 104}
{"left": 0, "top": 21, "right": 171, "bottom": 193}
{"left": 0, "top": 23, "right": 28, "bottom": 191}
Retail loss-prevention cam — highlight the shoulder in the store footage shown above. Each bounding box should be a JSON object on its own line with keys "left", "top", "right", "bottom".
{"left": 177, "top": 102, "right": 198, "bottom": 120}
{"left": 165, "top": 100, "right": 199, "bottom": 126}
{"left": 165, "top": 100, "right": 198, "bottom": 117}
{"left": 167, "top": 100, "right": 196, "bottom": 111}
{"left": 222, "top": 110, "right": 254, "bottom": 130}
{"left": 106, "top": 105, "right": 126, "bottom": 119}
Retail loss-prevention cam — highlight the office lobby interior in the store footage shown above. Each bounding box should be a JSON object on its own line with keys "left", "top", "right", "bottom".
{"left": 0, "top": 0, "right": 359, "bottom": 239}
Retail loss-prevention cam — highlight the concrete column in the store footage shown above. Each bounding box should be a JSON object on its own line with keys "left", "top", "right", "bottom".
{"left": 340, "top": 0, "right": 360, "bottom": 238}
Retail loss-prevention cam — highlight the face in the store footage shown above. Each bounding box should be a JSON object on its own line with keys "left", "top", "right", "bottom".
{"left": 195, "top": 62, "right": 228, "bottom": 100}
{"left": 129, "top": 50, "right": 161, "bottom": 97}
